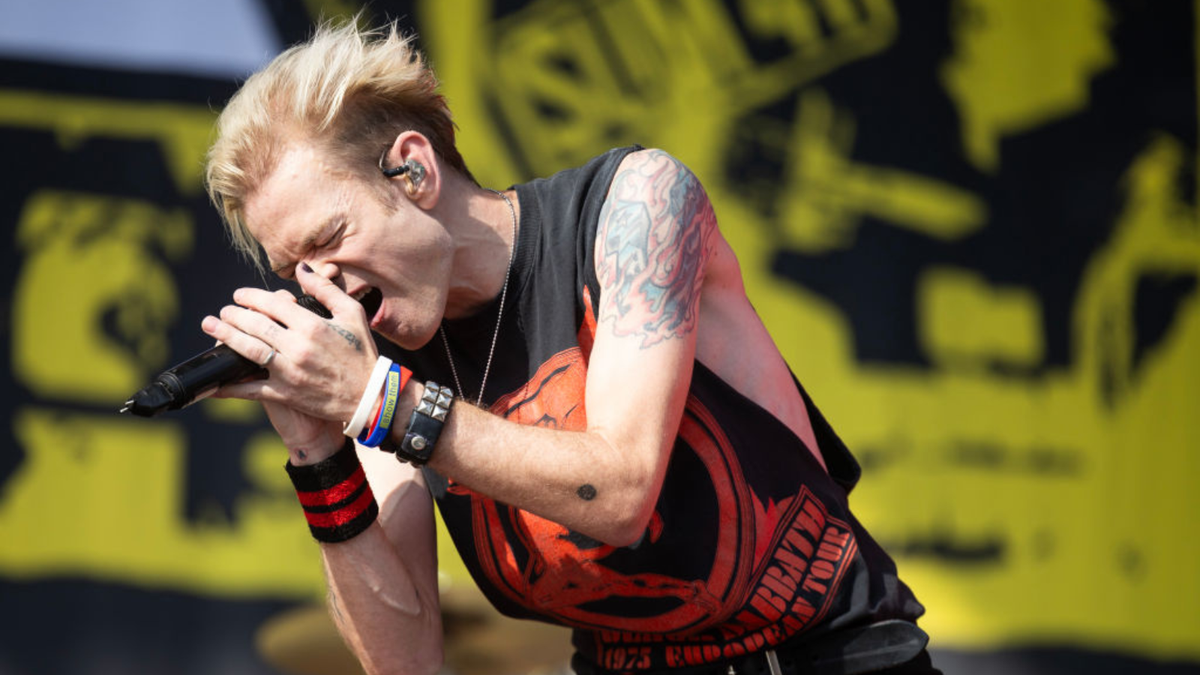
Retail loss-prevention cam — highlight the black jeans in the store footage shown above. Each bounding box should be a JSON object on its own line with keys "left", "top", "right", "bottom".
{"left": 876, "top": 650, "right": 942, "bottom": 675}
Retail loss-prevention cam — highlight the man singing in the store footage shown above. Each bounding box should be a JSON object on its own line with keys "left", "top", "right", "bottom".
{"left": 202, "top": 19, "right": 936, "bottom": 675}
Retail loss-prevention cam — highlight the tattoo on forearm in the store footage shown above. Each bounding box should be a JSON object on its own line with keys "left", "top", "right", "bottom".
{"left": 576, "top": 484, "right": 597, "bottom": 501}
{"left": 597, "top": 150, "right": 714, "bottom": 348}
{"left": 326, "top": 322, "right": 363, "bottom": 352}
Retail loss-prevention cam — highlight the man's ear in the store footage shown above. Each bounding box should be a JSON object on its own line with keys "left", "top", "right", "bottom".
{"left": 381, "top": 130, "right": 439, "bottom": 210}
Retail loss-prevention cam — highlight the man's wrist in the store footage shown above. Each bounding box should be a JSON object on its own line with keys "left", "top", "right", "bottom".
{"left": 286, "top": 437, "right": 378, "bottom": 543}
{"left": 288, "top": 428, "right": 348, "bottom": 466}
{"left": 383, "top": 380, "right": 454, "bottom": 466}
{"left": 382, "top": 376, "right": 423, "bottom": 447}
{"left": 345, "top": 356, "right": 394, "bottom": 439}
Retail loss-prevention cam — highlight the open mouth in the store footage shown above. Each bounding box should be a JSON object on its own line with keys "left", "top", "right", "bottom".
{"left": 357, "top": 286, "right": 383, "bottom": 321}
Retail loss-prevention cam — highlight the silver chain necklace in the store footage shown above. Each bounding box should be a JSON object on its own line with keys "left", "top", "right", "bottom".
{"left": 439, "top": 188, "right": 517, "bottom": 407}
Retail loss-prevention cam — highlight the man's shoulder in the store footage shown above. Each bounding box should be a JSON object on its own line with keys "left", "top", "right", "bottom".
{"left": 523, "top": 145, "right": 644, "bottom": 192}
{"left": 517, "top": 145, "right": 645, "bottom": 232}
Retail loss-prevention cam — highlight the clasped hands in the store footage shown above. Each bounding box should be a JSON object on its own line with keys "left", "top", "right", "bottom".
{"left": 200, "top": 266, "right": 380, "bottom": 461}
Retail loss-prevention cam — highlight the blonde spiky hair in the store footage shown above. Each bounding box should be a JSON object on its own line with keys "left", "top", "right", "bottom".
{"left": 205, "top": 17, "right": 472, "bottom": 271}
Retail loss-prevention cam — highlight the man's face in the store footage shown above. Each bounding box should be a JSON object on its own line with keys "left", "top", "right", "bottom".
{"left": 243, "top": 142, "right": 454, "bottom": 349}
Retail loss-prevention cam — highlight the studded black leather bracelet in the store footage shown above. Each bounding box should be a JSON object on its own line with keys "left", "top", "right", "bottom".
{"left": 387, "top": 381, "right": 453, "bottom": 465}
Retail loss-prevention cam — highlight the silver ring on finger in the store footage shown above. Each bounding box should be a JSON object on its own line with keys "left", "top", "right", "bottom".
{"left": 261, "top": 348, "right": 277, "bottom": 367}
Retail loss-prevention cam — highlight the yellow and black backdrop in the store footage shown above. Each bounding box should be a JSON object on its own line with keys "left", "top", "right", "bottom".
{"left": 1, "top": 1, "right": 1198, "bottom": 674}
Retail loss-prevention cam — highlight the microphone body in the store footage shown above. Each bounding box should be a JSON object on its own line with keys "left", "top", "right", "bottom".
{"left": 121, "top": 294, "right": 331, "bottom": 417}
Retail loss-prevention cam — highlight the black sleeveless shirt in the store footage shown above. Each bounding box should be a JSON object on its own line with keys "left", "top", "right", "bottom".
{"left": 387, "top": 147, "right": 925, "bottom": 672}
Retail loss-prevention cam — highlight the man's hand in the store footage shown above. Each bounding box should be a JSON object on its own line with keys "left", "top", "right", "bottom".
{"left": 200, "top": 264, "right": 382, "bottom": 461}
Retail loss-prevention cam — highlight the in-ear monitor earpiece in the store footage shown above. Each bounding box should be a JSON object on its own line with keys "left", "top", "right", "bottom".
{"left": 379, "top": 149, "right": 426, "bottom": 188}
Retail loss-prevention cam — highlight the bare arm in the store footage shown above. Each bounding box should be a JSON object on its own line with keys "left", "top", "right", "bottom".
{"left": 319, "top": 446, "right": 443, "bottom": 675}
{"left": 200, "top": 291, "right": 443, "bottom": 675}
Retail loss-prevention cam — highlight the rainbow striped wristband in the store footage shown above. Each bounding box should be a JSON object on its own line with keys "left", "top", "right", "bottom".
{"left": 358, "top": 363, "right": 411, "bottom": 448}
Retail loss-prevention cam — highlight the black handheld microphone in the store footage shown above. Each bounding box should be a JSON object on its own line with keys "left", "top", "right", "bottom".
{"left": 120, "top": 294, "right": 332, "bottom": 417}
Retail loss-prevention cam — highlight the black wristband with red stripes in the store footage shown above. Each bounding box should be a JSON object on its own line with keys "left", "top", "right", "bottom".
{"left": 285, "top": 437, "right": 378, "bottom": 543}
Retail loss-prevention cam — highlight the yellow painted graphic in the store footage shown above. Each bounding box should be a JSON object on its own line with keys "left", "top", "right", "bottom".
{"left": 0, "top": 91, "right": 217, "bottom": 195}
{"left": 919, "top": 266, "right": 1044, "bottom": 370}
{"left": 478, "top": 0, "right": 896, "bottom": 177}
{"left": 14, "top": 191, "right": 191, "bottom": 401}
{"left": 2, "top": 409, "right": 322, "bottom": 597}
{"left": 449, "top": 0, "right": 1200, "bottom": 662}
{"left": 2, "top": 96, "right": 325, "bottom": 600}
{"left": 941, "top": 0, "right": 1115, "bottom": 171}
{"left": 2, "top": 0, "right": 1198, "bottom": 668}
{"left": 776, "top": 89, "right": 986, "bottom": 253}
{"left": 849, "top": 136, "right": 1200, "bottom": 657}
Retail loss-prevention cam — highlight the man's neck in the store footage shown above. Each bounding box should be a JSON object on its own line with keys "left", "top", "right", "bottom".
{"left": 440, "top": 180, "right": 520, "bottom": 319}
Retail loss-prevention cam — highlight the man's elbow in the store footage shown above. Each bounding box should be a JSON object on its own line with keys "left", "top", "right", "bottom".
{"left": 602, "top": 521, "right": 652, "bottom": 549}
{"left": 583, "top": 433, "right": 670, "bottom": 547}
{"left": 595, "top": 487, "right": 662, "bottom": 548}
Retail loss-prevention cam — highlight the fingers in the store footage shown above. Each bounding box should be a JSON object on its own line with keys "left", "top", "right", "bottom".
{"left": 200, "top": 288, "right": 297, "bottom": 363}
{"left": 200, "top": 311, "right": 278, "bottom": 369}
{"left": 204, "top": 278, "right": 378, "bottom": 422}
{"left": 230, "top": 287, "right": 307, "bottom": 327}
{"left": 296, "top": 262, "right": 365, "bottom": 320}
{"left": 221, "top": 301, "right": 287, "bottom": 341}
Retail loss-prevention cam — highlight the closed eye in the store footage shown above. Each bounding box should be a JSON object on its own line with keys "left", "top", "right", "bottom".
{"left": 317, "top": 223, "right": 346, "bottom": 250}
{"left": 268, "top": 220, "right": 345, "bottom": 279}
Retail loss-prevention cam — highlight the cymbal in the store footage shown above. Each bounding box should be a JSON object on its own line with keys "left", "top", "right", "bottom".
{"left": 256, "top": 604, "right": 365, "bottom": 675}
{"left": 440, "top": 582, "right": 574, "bottom": 675}
{"left": 257, "top": 582, "right": 574, "bottom": 675}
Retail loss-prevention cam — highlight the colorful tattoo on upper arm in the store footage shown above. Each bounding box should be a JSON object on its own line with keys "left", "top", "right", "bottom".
{"left": 596, "top": 150, "right": 715, "bottom": 348}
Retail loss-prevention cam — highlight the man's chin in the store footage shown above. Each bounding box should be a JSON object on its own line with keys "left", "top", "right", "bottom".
{"left": 373, "top": 316, "right": 437, "bottom": 352}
